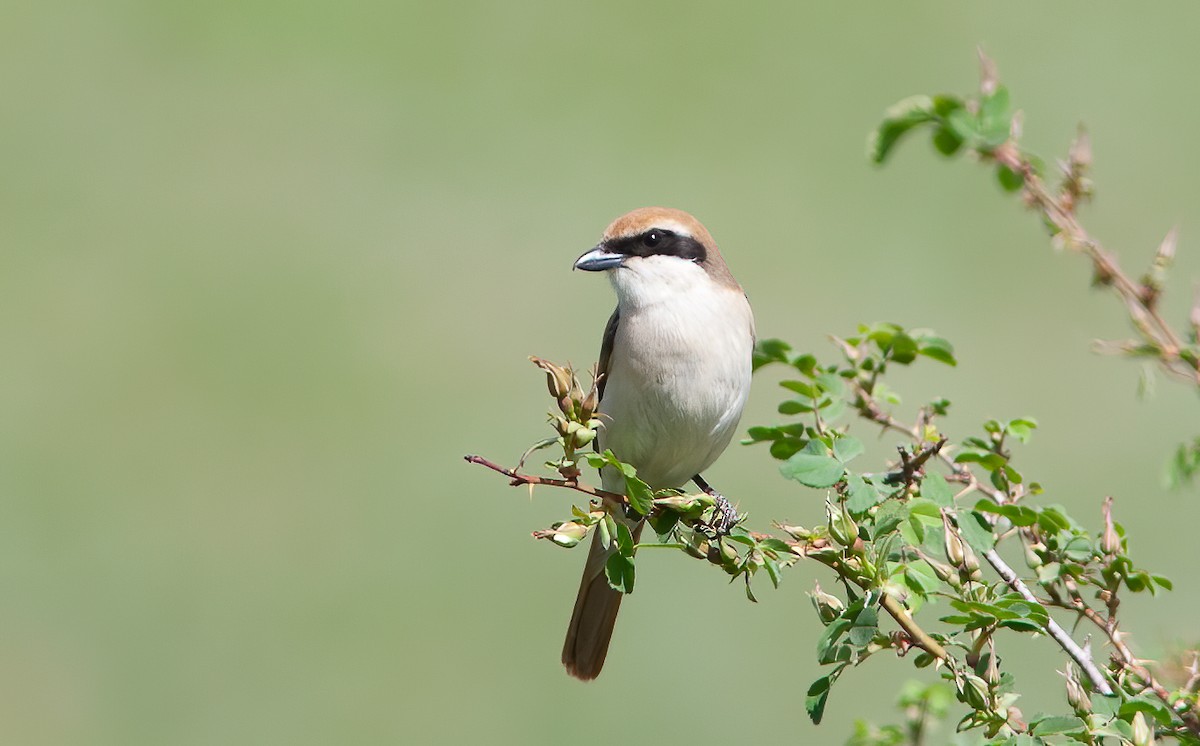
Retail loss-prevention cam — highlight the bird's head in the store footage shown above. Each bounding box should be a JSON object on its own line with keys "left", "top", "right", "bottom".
{"left": 573, "top": 207, "right": 740, "bottom": 300}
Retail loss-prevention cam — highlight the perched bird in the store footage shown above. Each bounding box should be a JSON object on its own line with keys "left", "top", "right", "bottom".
{"left": 563, "top": 207, "right": 755, "bottom": 680}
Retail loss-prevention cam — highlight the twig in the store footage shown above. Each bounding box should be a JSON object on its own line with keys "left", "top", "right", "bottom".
{"left": 464, "top": 454, "right": 628, "bottom": 506}
{"left": 1056, "top": 586, "right": 1200, "bottom": 735}
{"left": 982, "top": 548, "right": 1114, "bottom": 696}
{"left": 882, "top": 593, "right": 949, "bottom": 661}
{"left": 850, "top": 381, "right": 1115, "bottom": 695}
{"left": 993, "top": 145, "right": 1200, "bottom": 386}
{"left": 882, "top": 437, "right": 949, "bottom": 486}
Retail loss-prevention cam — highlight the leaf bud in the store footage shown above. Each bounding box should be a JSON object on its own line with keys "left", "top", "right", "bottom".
{"left": 808, "top": 582, "right": 845, "bottom": 625}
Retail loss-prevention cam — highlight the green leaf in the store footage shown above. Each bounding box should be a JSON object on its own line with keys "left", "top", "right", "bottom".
{"left": 806, "top": 668, "right": 844, "bottom": 724}
{"left": 604, "top": 553, "right": 635, "bottom": 594}
{"left": 873, "top": 500, "right": 907, "bottom": 538}
{"left": 781, "top": 441, "right": 845, "bottom": 488}
{"left": 932, "top": 125, "right": 964, "bottom": 157}
{"left": 833, "top": 435, "right": 865, "bottom": 463}
{"left": 889, "top": 332, "right": 918, "bottom": 364}
{"left": 623, "top": 473, "right": 654, "bottom": 516}
{"left": 868, "top": 95, "right": 936, "bottom": 164}
{"left": 1006, "top": 417, "right": 1038, "bottom": 444}
{"left": 769, "top": 437, "right": 806, "bottom": 460}
{"left": 614, "top": 520, "right": 634, "bottom": 555}
{"left": 914, "top": 334, "right": 957, "bottom": 366}
{"left": 997, "top": 164, "right": 1024, "bottom": 192}
{"left": 753, "top": 338, "right": 791, "bottom": 371}
{"left": 778, "top": 399, "right": 814, "bottom": 415}
{"left": 904, "top": 560, "right": 943, "bottom": 595}
{"left": 957, "top": 510, "right": 996, "bottom": 553}
{"left": 979, "top": 86, "right": 1012, "bottom": 144}
{"left": 780, "top": 380, "right": 819, "bottom": 398}
{"left": 921, "top": 473, "right": 954, "bottom": 507}
{"left": 846, "top": 475, "right": 883, "bottom": 512}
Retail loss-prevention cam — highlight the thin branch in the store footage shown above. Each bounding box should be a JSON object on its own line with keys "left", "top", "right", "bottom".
{"left": 1054, "top": 582, "right": 1200, "bottom": 735}
{"left": 850, "top": 380, "right": 1115, "bottom": 695}
{"left": 882, "top": 593, "right": 949, "bottom": 661}
{"left": 464, "top": 454, "right": 628, "bottom": 506}
{"left": 993, "top": 144, "right": 1200, "bottom": 386}
{"left": 982, "top": 548, "right": 1114, "bottom": 696}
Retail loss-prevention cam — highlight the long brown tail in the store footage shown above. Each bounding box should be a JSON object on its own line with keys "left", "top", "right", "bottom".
{"left": 561, "top": 522, "right": 642, "bottom": 680}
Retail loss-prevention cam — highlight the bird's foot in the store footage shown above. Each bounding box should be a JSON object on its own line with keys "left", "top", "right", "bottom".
{"left": 692, "top": 474, "right": 740, "bottom": 536}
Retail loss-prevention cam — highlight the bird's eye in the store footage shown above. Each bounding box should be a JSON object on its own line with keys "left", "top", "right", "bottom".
{"left": 642, "top": 231, "right": 662, "bottom": 248}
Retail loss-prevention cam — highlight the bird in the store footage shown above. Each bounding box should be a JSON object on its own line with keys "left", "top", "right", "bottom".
{"left": 563, "top": 207, "right": 755, "bottom": 680}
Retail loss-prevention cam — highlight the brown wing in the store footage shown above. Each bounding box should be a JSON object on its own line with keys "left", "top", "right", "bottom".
{"left": 596, "top": 308, "right": 619, "bottom": 402}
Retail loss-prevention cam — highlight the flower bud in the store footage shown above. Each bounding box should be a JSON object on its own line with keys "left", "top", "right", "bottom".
{"left": 550, "top": 521, "right": 588, "bottom": 548}
{"left": 580, "top": 381, "right": 601, "bottom": 421}
{"left": 958, "top": 673, "right": 991, "bottom": 711}
{"left": 984, "top": 646, "right": 1000, "bottom": 687}
{"left": 1063, "top": 664, "right": 1090, "bottom": 715}
{"left": 827, "top": 501, "right": 858, "bottom": 547}
{"left": 943, "top": 513, "right": 965, "bottom": 567}
{"left": 532, "top": 357, "right": 572, "bottom": 399}
{"left": 1101, "top": 496, "right": 1120, "bottom": 556}
{"left": 1132, "top": 711, "right": 1155, "bottom": 746}
{"left": 553, "top": 416, "right": 571, "bottom": 437}
{"left": 572, "top": 427, "right": 596, "bottom": 449}
{"left": 809, "top": 582, "right": 845, "bottom": 625}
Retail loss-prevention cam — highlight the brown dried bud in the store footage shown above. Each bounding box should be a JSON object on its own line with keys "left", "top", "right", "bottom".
{"left": 531, "top": 357, "right": 572, "bottom": 399}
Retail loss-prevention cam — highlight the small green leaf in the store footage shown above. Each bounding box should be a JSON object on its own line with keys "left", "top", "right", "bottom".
{"left": 833, "top": 435, "right": 865, "bottom": 463}
{"left": 846, "top": 475, "right": 883, "bottom": 512}
{"left": 623, "top": 474, "right": 655, "bottom": 516}
{"left": 932, "top": 126, "right": 964, "bottom": 157}
{"left": 753, "top": 338, "right": 791, "bottom": 371}
{"left": 780, "top": 380, "right": 819, "bottom": 398}
{"left": 997, "top": 163, "right": 1024, "bottom": 192}
{"left": 781, "top": 441, "right": 845, "bottom": 488}
{"left": 921, "top": 473, "right": 954, "bottom": 507}
{"left": 779, "top": 399, "right": 814, "bottom": 415}
{"left": 957, "top": 510, "right": 996, "bottom": 553}
{"left": 806, "top": 669, "right": 841, "bottom": 724}
{"left": 769, "top": 437, "right": 806, "bottom": 460}
{"left": 868, "top": 95, "right": 936, "bottom": 164}
{"left": 604, "top": 553, "right": 635, "bottom": 594}
{"left": 889, "top": 333, "right": 918, "bottom": 364}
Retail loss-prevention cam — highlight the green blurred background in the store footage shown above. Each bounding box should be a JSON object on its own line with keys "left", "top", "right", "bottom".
{"left": 3, "top": 2, "right": 1199, "bottom": 743}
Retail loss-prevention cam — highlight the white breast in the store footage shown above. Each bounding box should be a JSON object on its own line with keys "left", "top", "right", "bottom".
{"left": 597, "top": 256, "right": 754, "bottom": 492}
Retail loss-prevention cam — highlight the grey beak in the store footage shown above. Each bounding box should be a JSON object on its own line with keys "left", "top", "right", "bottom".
{"left": 573, "top": 245, "right": 626, "bottom": 272}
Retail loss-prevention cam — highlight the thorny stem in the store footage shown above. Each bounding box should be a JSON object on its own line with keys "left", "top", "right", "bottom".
{"left": 1054, "top": 579, "right": 1200, "bottom": 736}
{"left": 992, "top": 145, "right": 1200, "bottom": 387}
